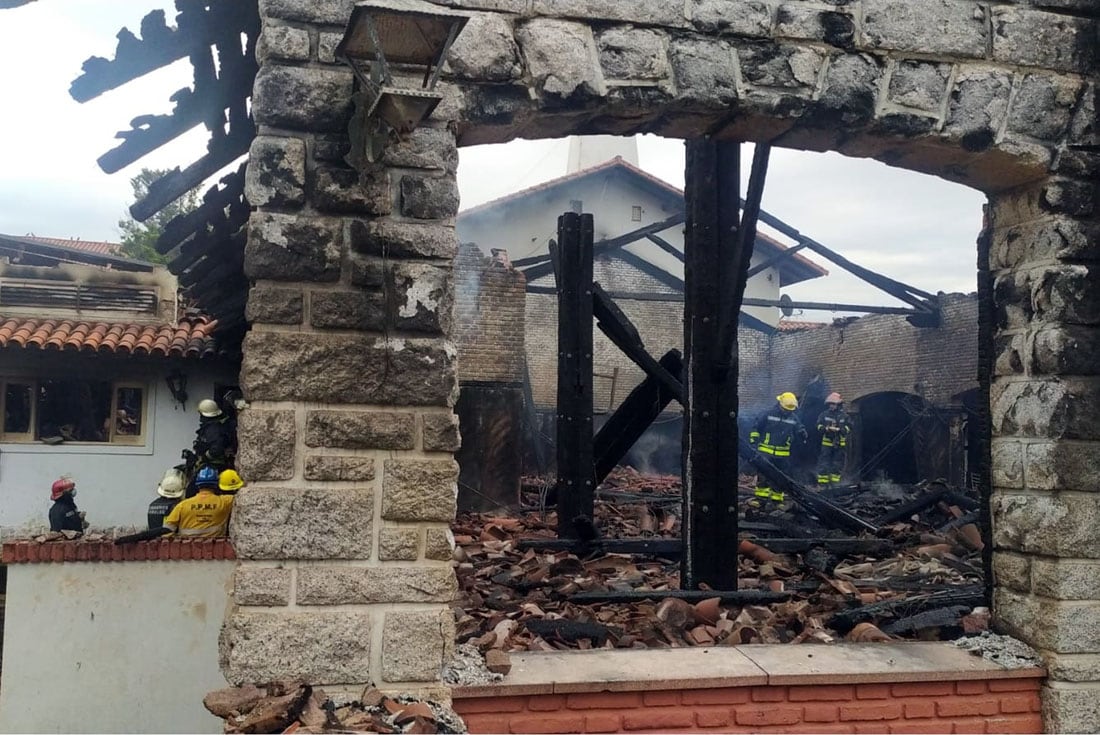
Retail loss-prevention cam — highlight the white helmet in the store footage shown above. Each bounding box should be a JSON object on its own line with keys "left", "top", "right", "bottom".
{"left": 197, "top": 399, "right": 223, "bottom": 418}
{"left": 157, "top": 469, "right": 186, "bottom": 499}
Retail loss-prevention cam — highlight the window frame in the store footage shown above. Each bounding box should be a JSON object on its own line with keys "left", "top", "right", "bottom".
{"left": 0, "top": 376, "right": 150, "bottom": 447}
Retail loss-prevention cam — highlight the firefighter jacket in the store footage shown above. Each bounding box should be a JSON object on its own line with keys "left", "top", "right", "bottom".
{"left": 163, "top": 490, "right": 234, "bottom": 538}
{"left": 49, "top": 496, "right": 84, "bottom": 533}
{"left": 749, "top": 405, "right": 806, "bottom": 457}
{"left": 148, "top": 496, "right": 182, "bottom": 530}
{"left": 816, "top": 409, "right": 852, "bottom": 448}
{"left": 193, "top": 416, "right": 237, "bottom": 469}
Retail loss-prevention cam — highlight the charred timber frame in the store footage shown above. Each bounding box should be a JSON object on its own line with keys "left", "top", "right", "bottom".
{"left": 554, "top": 213, "right": 597, "bottom": 539}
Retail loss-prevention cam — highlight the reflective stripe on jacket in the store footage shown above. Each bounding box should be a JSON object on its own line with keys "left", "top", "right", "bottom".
{"left": 751, "top": 408, "right": 803, "bottom": 456}
{"left": 816, "top": 409, "right": 852, "bottom": 448}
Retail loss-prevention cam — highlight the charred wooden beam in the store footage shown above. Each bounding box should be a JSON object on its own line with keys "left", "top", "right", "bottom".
{"left": 645, "top": 233, "right": 685, "bottom": 263}
{"left": 743, "top": 537, "right": 895, "bottom": 556}
{"left": 158, "top": 164, "right": 246, "bottom": 254}
{"left": 519, "top": 213, "right": 685, "bottom": 282}
{"left": 749, "top": 204, "right": 936, "bottom": 309}
{"left": 592, "top": 284, "right": 683, "bottom": 402}
{"left": 569, "top": 589, "right": 792, "bottom": 605}
{"left": 592, "top": 349, "right": 683, "bottom": 487}
{"left": 69, "top": 8, "right": 195, "bottom": 102}
{"left": 681, "top": 138, "right": 741, "bottom": 591}
{"left": 554, "top": 212, "right": 596, "bottom": 539}
{"left": 739, "top": 437, "right": 880, "bottom": 534}
{"left": 715, "top": 143, "right": 769, "bottom": 377}
{"left": 745, "top": 241, "right": 809, "bottom": 278}
{"left": 516, "top": 534, "right": 888, "bottom": 557}
{"left": 130, "top": 121, "right": 254, "bottom": 222}
{"left": 827, "top": 586, "right": 985, "bottom": 633}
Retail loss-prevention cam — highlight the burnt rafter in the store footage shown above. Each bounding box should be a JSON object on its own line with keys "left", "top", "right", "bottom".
{"left": 72, "top": 1, "right": 259, "bottom": 223}
{"left": 70, "top": 1, "right": 261, "bottom": 336}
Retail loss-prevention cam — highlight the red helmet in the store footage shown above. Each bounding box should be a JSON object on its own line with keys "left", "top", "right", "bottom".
{"left": 50, "top": 478, "right": 75, "bottom": 501}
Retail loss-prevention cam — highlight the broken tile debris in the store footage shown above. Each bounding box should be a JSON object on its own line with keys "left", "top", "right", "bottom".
{"left": 204, "top": 681, "right": 467, "bottom": 734}
{"left": 451, "top": 469, "right": 988, "bottom": 656}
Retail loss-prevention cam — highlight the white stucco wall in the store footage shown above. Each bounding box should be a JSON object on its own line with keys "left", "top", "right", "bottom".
{"left": 456, "top": 171, "right": 788, "bottom": 327}
{"left": 0, "top": 350, "right": 238, "bottom": 535}
{"left": 0, "top": 559, "right": 233, "bottom": 733}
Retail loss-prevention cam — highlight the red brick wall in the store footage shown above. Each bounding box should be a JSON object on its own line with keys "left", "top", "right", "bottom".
{"left": 769, "top": 294, "right": 978, "bottom": 407}
{"left": 455, "top": 242, "right": 528, "bottom": 385}
{"left": 455, "top": 678, "right": 1042, "bottom": 734}
{"left": 2, "top": 538, "right": 236, "bottom": 563}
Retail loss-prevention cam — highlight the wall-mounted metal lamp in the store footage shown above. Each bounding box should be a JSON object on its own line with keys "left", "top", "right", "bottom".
{"left": 165, "top": 369, "right": 188, "bottom": 410}
{"left": 337, "top": 0, "right": 470, "bottom": 164}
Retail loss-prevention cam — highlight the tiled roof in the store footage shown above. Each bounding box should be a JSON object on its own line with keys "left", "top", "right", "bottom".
{"left": 776, "top": 319, "right": 829, "bottom": 332}
{"left": 2, "top": 538, "right": 236, "bottom": 564}
{"left": 0, "top": 316, "right": 218, "bottom": 359}
{"left": 16, "top": 235, "right": 121, "bottom": 256}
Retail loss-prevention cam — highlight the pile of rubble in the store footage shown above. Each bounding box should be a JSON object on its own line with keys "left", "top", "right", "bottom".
{"left": 203, "top": 682, "right": 466, "bottom": 734}
{"left": 453, "top": 469, "right": 987, "bottom": 653}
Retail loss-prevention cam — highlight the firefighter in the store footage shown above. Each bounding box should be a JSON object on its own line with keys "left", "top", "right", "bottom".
{"left": 117, "top": 466, "right": 234, "bottom": 544}
{"left": 815, "top": 392, "right": 852, "bottom": 489}
{"left": 48, "top": 477, "right": 88, "bottom": 534}
{"left": 191, "top": 398, "right": 237, "bottom": 492}
{"left": 148, "top": 468, "right": 186, "bottom": 530}
{"left": 748, "top": 392, "right": 807, "bottom": 504}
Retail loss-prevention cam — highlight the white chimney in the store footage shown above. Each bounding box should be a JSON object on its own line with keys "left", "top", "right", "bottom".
{"left": 566, "top": 135, "right": 640, "bottom": 173}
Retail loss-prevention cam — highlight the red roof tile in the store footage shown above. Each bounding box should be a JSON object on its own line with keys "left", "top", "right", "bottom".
{"left": 17, "top": 235, "right": 121, "bottom": 256}
{"left": 0, "top": 316, "right": 218, "bottom": 359}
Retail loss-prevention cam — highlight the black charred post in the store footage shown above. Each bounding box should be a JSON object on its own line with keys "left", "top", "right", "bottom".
{"left": 681, "top": 139, "right": 742, "bottom": 591}
{"left": 592, "top": 349, "right": 683, "bottom": 486}
{"left": 555, "top": 213, "right": 596, "bottom": 539}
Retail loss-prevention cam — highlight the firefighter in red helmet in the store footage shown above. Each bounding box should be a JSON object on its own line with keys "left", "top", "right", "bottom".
{"left": 815, "top": 392, "right": 852, "bottom": 489}
{"left": 48, "top": 477, "right": 88, "bottom": 534}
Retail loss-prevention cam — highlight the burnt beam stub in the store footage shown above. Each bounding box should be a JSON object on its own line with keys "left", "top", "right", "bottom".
{"left": 681, "top": 138, "right": 742, "bottom": 592}
{"left": 555, "top": 212, "right": 596, "bottom": 540}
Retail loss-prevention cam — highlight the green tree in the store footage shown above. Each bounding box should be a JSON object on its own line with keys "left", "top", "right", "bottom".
{"left": 118, "top": 168, "right": 201, "bottom": 264}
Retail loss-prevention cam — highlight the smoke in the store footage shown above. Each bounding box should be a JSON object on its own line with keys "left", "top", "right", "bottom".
{"left": 868, "top": 470, "right": 908, "bottom": 501}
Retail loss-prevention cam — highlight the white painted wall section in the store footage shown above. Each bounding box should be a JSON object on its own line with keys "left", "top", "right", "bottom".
{"left": 0, "top": 560, "right": 233, "bottom": 734}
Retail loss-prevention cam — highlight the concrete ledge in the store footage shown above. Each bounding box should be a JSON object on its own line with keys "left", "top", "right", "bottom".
{"left": 1, "top": 538, "right": 236, "bottom": 563}
{"left": 452, "top": 642, "right": 1046, "bottom": 697}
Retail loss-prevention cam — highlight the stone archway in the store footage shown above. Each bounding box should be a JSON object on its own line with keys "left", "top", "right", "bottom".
{"left": 231, "top": 1, "right": 1098, "bottom": 729}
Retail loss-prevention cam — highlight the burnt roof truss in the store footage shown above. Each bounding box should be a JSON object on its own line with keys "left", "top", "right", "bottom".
{"left": 69, "top": 0, "right": 261, "bottom": 337}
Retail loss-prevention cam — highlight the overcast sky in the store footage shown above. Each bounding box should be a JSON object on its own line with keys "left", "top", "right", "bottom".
{"left": 0, "top": 2, "right": 986, "bottom": 315}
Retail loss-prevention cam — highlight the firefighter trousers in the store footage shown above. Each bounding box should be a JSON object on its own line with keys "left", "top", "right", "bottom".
{"left": 816, "top": 444, "right": 845, "bottom": 487}
{"left": 754, "top": 452, "right": 790, "bottom": 503}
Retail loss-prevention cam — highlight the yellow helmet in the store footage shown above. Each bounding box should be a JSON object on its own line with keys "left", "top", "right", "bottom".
{"left": 777, "top": 392, "right": 798, "bottom": 411}
{"left": 218, "top": 469, "right": 245, "bottom": 492}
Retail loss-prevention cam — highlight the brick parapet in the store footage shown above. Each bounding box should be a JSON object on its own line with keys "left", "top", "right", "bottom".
{"left": 1, "top": 538, "right": 236, "bottom": 563}
{"left": 455, "top": 678, "right": 1044, "bottom": 734}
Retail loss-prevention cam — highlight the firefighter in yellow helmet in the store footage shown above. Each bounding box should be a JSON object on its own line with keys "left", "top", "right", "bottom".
{"left": 218, "top": 469, "right": 245, "bottom": 495}
{"left": 748, "top": 392, "right": 807, "bottom": 504}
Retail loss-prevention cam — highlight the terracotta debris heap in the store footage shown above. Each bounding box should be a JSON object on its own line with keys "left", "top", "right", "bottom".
{"left": 452, "top": 468, "right": 986, "bottom": 653}
{"left": 204, "top": 682, "right": 467, "bottom": 734}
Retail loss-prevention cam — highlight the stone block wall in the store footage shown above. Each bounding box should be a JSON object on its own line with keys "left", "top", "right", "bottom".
{"left": 235, "top": 0, "right": 1099, "bottom": 727}
{"left": 454, "top": 242, "right": 527, "bottom": 385}
{"left": 230, "top": 1, "right": 461, "bottom": 692}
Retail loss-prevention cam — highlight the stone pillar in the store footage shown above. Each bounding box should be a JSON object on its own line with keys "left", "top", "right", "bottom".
{"left": 988, "top": 162, "right": 1100, "bottom": 729}
{"left": 224, "top": 2, "right": 461, "bottom": 695}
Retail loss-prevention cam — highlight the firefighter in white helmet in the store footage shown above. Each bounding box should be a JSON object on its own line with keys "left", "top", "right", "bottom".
{"left": 191, "top": 398, "right": 237, "bottom": 491}
{"left": 748, "top": 392, "right": 807, "bottom": 504}
{"left": 815, "top": 392, "right": 851, "bottom": 489}
{"left": 148, "top": 468, "right": 186, "bottom": 530}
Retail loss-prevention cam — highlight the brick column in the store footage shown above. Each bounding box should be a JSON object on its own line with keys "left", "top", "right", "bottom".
{"left": 224, "top": 2, "right": 461, "bottom": 694}
{"left": 988, "top": 170, "right": 1100, "bottom": 729}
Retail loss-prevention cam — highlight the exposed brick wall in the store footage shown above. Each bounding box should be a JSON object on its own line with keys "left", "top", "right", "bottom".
{"left": 2, "top": 538, "right": 236, "bottom": 563}
{"left": 455, "top": 678, "right": 1043, "bottom": 734}
{"left": 769, "top": 294, "right": 978, "bottom": 407}
{"left": 455, "top": 242, "right": 527, "bottom": 385}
